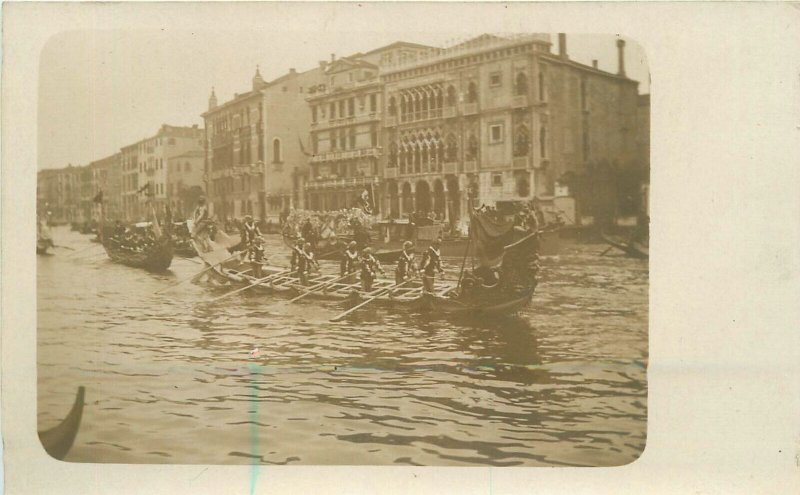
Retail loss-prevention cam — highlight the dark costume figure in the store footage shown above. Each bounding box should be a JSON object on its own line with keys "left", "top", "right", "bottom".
{"left": 248, "top": 237, "right": 265, "bottom": 278}
{"left": 360, "top": 248, "right": 384, "bottom": 292}
{"left": 242, "top": 215, "right": 262, "bottom": 246}
{"left": 341, "top": 240, "right": 360, "bottom": 277}
{"left": 301, "top": 219, "right": 317, "bottom": 251}
{"left": 296, "top": 242, "right": 319, "bottom": 285}
{"left": 290, "top": 238, "right": 305, "bottom": 274}
{"left": 420, "top": 238, "right": 444, "bottom": 294}
{"left": 395, "top": 241, "right": 416, "bottom": 285}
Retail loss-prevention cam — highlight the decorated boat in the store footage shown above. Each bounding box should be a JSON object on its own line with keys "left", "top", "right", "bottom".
{"left": 192, "top": 210, "right": 540, "bottom": 319}
{"left": 100, "top": 205, "right": 174, "bottom": 272}
{"left": 39, "top": 386, "right": 85, "bottom": 460}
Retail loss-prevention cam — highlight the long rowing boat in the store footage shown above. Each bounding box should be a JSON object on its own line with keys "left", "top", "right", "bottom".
{"left": 103, "top": 235, "right": 174, "bottom": 272}
{"left": 193, "top": 225, "right": 540, "bottom": 317}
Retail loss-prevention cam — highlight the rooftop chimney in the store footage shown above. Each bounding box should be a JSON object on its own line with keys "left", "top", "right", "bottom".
{"left": 558, "top": 33, "right": 567, "bottom": 59}
{"left": 616, "top": 39, "right": 626, "bottom": 76}
{"left": 289, "top": 68, "right": 296, "bottom": 74}
{"left": 330, "top": 53, "right": 336, "bottom": 63}
{"left": 208, "top": 87, "right": 218, "bottom": 110}
{"left": 592, "top": 59, "right": 598, "bottom": 69}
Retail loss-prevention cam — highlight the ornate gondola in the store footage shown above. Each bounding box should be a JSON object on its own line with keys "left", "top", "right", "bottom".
{"left": 99, "top": 202, "right": 174, "bottom": 272}
{"left": 280, "top": 232, "right": 402, "bottom": 263}
{"left": 193, "top": 210, "right": 539, "bottom": 318}
{"left": 39, "top": 386, "right": 85, "bottom": 460}
{"left": 103, "top": 234, "right": 174, "bottom": 272}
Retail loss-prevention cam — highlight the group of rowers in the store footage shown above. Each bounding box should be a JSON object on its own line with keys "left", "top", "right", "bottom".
{"left": 238, "top": 219, "right": 445, "bottom": 295}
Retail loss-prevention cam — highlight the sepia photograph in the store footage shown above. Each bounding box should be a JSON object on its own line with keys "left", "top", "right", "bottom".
{"left": 34, "top": 27, "right": 650, "bottom": 467}
{"left": 4, "top": 1, "right": 800, "bottom": 494}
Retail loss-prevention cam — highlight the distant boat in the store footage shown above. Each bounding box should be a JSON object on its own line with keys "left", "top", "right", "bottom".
{"left": 37, "top": 217, "right": 54, "bottom": 255}
{"left": 601, "top": 232, "right": 649, "bottom": 259}
{"left": 39, "top": 386, "right": 85, "bottom": 460}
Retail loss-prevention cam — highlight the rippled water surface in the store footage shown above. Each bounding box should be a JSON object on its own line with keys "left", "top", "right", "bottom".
{"left": 38, "top": 227, "right": 648, "bottom": 466}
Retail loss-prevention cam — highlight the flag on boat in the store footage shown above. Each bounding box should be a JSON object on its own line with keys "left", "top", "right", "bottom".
{"left": 469, "top": 211, "right": 515, "bottom": 268}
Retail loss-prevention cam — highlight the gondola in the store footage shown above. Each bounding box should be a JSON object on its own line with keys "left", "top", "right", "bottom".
{"left": 601, "top": 232, "right": 649, "bottom": 259}
{"left": 103, "top": 235, "right": 174, "bottom": 272}
{"left": 36, "top": 237, "right": 54, "bottom": 255}
{"left": 193, "top": 215, "right": 539, "bottom": 318}
{"left": 39, "top": 386, "right": 85, "bottom": 460}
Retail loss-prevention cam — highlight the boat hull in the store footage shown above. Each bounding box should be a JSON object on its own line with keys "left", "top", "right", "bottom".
{"left": 103, "top": 237, "right": 174, "bottom": 272}
{"left": 39, "top": 386, "right": 85, "bottom": 460}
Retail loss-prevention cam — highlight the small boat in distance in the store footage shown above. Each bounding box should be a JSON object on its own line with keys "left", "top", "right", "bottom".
{"left": 37, "top": 215, "right": 55, "bottom": 255}
{"left": 601, "top": 232, "right": 649, "bottom": 259}
{"left": 39, "top": 386, "right": 85, "bottom": 460}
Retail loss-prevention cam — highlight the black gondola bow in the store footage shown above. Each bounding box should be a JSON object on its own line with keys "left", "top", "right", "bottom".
{"left": 469, "top": 211, "right": 515, "bottom": 268}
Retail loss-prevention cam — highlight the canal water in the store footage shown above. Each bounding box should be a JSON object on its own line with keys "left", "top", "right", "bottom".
{"left": 37, "top": 226, "right": 648, "bottom": 467}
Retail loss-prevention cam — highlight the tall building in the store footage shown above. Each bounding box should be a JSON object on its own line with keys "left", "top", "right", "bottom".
{"left": 120, "top": 142, "right": 141, "bottom": 222}
{"left": 166, "top": 149, "right": 205, "bottom": 219}
{"left": 89, "top": 153, "right": 122, "bottom": 221}
{"left": 127, "top": 124, "right": 204, "bottom": 220}
{"left": 203, "top": 66, "right": 324, "bottom": 222}
{"left": 379, "top": 33, "right": 640, "bottom": 229}
{"left": 304, "top": 43, "right": 433, "bottom": 213}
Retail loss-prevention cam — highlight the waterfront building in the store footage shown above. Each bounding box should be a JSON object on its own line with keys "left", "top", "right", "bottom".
{"left": 120, "top": 142, "right": 141, "bottom": 222}
{"left": 203, "top": 66, "right": 324, "bottom": 222}
{"left": 166, "top": 149, "right": 205, "bottom": 220}
{"left": 304, "top": 43, "right": 433, "bottom": 213}
{"left": 88, "top": 153, "right": 123, "bottom": 221}
{"left": 37, "top": 166, "right": 83, "bottom": 224}
{"left": 379, "top": 34, "right": 640, "bottom": 229}
{"left": 127, "top": 124, "right": 204, "bottom": 220}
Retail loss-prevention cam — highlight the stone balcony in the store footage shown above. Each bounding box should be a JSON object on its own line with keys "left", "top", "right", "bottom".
{"left": 306, "top": 175, "right": 380, "bottom": 190}
{"left": 310, "top": 147, "right": 381, "bottom": 163}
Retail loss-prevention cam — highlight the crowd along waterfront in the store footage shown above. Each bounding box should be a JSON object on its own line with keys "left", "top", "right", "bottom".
{"left": 38, "top": 226, "right": 648, "bottom": 466}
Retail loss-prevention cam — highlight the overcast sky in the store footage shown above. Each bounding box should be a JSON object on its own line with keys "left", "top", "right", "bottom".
{"left": 38, "top": 31, "right": 648, "bottom": 170}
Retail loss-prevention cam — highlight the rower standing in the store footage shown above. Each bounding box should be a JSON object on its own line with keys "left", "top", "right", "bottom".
{"left": 395, "top": 241, "right": 417, "bottom": 285}
{"left": 297, "top": 242, "right": 319, "bottom": 286}
{"left": 360, "top": 247, "right": 384, "bottom": 292}
{"left": 341, "top": 240, "right": 360, "bottom": 277}
{"left": 420, "top": 238, "right": 444, "bottom": 294}
{"left": 290, "top": 237, "right": 305, "bottom": 274}
{"left": 242, "top": 215, "right": 262, "bottom": 246}
{"left": 248, "top": 237, "right": 265, "bottom": 278}
{"left": 191, "top": 196, "right": 211, "bottom": 251}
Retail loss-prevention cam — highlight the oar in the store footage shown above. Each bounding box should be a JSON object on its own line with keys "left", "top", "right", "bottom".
{"left": 176, "top": 255, "right": 203, "bottom": 264}
{"left": 286, "top": 271, "right": 357, "bottom": 304}
{"left": 206, "top": 269, "right": 294, "bottom": 303}
{"left": 329, "top": 277, "right": 417, "bottom": 322}
{"left": 155, "top": 251, "right": 241, "bottom": 294}
{"left": 52, "top": 245, "right": 76, "bottom": 251}
{"left": 599, "top": 246, "right": 614, "bottom": 256}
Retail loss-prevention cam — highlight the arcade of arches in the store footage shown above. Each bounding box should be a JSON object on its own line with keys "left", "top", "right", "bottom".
{"left": 383, "top": 175, "right": 465, "bottom": 225}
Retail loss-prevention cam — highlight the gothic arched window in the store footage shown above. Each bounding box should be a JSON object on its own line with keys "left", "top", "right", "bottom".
{"left": 515, "top": 72, "right": 528, "bottom": 96}
{"left": 272, "top": 138, "right": 282, "bottom": 163}
{"left": 388, "top": 96, "right": 397, "bottom": 116}
{"left": 446, "top": 133, "right": 458, "bottom": 162}
{"left": 514, "top": 125, "right": 530, "bottom": 157}
{"left": 467, "top": 82, "right": 478, "bottom": 103}
{"left": 467, "top": 133, "right": 478, "bottom": 160}
{"left": 446, "top": 85, "right": 457, "bottom": 106}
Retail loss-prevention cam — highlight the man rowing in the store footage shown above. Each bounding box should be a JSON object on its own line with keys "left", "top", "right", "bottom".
{"left": 420, "top": 237, "right": 444, "bottom": 294}
{"left": 341, "top": 240, "right": 360, "bottom": 278}
{"left": 290, "top": 237, "right": 305, "bottom": 274}
{"left": 395, "top": 241, "right": 417, "bottom": 285}
{"left": 247, "top": 236, "right": 266, "bottom": 278}
{"left": 191, "top": 196, "right": 212, "bottom": 251}
{"left": 360, "top": 247, "right": 384, "bottom": 292}
{"left": 241, "top": 215, "right": 262, "bottom": 246}
{"left": 297, "top": 242, "right": 319, "bottom": 285}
